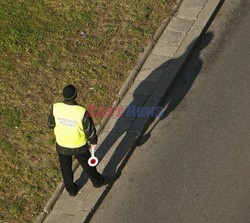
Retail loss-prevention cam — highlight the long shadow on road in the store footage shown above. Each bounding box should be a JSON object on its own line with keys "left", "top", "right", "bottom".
{"left": 76, "top": 32, "right": 214, "bottom": 191}
{"left": 138, "top": 31, "right": 214, "bottom": 145}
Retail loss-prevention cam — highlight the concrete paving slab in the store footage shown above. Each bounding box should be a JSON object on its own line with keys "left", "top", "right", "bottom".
{"left": 95, "top": 131, "right": 125, "bottom": 166}
{"left": 182, "top": 0, "right": 208, "bottom": 7}
{"left": 128, "top": 116, "right": 151, "bottom": 136}
{"left": 142, "top": 54, "right": 171, "bottom": 70}
{"left": 44, "top": 211, "right": 75, "bottom": 223}
{"left": 96, "top": 130, "right": 121, "bottom": 148}
{"left": 143, "top": 96, "right": 163, "bottom": 110}
{"left": 167, "top": 17, "right": 195, "bottom": 33}
{"left": 177, "top": 0, "right": 207, "bottom": 20}
{"left": 151, "top": 59, "right": 184, "bottom": 99}
{"left": 96, "top": 131, "right": 126, "bottom": 161}
{"left": 127, "top": 95, "right": 162, "bottom": 135}
{"left": 103, "top": 117, "right": 134, "bottom": 133}
{"left": 136, "top": 68, "right": 164, "bottom": 82}
{"left": 158, "top": 29, "right": 186, "bottom": 44}
{"left": 113, "top": 93, "right": 149, "bottom": 121}
{"left": 60, "top": 184, "right": 89, "bottom": 202}
{"left": 177, "top": 6, "right": 203, "bottom": 20}
{"left": 101, "top": 132, "right": 139, "bottom": 173}
{"left": 52, "top": 198, "right": 86, "bottom": 215}
{"left": 119, "top": 93, "right": 148, "bottom": 107}
{"left": 152, "top": 42, "right": 180, "bottom": 57}
{"left": 120, "top": 93, "right": 148, "bottom": 114}
{"left": 79, "top": 186, "right": 106, "bottom": 212}
{"left": 71, "top": 211, "right": 90, "bottom": 223}
{"left": 128, "top": 79, "right": 156, "bottom": 96}
{"left": 174, "top": 0, "right": 220, "bottom": 61}
{"left": 194, "top": 0, "right": 221, "bottom": 28}
{"left": 98, "top": 132, "right": 135, "bottom": 162}
{"left": 174, "top": 26, "right": 202, "bottom": 59}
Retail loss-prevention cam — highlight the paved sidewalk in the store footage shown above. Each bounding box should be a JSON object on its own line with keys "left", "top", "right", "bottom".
{"left": 37, "top": 0, "right": 224, "bottom": 222}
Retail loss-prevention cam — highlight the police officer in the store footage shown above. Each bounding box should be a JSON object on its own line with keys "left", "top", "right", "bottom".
{"left": 48, "top": 85, "right": 106, "bottom": 196}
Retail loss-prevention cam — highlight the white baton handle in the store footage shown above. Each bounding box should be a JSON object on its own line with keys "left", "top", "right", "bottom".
{"left": 88, "top": 145, "right": 99, "bottom": 167}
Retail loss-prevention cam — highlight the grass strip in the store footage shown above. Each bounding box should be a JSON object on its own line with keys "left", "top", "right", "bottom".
{"left": 0, "top": 0, "right": 176, "bottom": 222}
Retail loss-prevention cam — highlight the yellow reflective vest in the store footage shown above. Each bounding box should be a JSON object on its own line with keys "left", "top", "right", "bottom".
{"left": 53, "top": 103, "right": 87, "bottom": 148}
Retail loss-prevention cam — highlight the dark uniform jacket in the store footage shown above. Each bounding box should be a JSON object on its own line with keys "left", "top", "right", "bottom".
{"left": 48, "top": 100, "right": 97, "bottom": 155}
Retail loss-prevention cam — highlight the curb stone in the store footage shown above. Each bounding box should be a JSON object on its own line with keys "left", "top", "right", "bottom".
{"left": 35, "top": 0, "right": 225, "bottom": 222}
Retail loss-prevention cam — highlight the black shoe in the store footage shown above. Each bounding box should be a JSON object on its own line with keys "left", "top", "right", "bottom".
{"left": 69, "top": 191, "right": 77, "bottom": 197}
{"left": 93, "top": 177, "right": 110, "bottom": 188}
{"left": 68, "top": 183, "right": 79, "bottom": 197}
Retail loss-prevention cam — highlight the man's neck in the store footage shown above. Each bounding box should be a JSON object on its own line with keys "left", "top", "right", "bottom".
{"left": 63, "top": 100, "right": 78, "bottom": 105}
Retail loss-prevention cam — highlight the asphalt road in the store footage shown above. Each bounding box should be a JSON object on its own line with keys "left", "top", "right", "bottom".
{"left": 90, "top": 1, "right": 250, "bottom": 222}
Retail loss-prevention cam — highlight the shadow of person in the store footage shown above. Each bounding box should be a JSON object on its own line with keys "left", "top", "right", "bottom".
{"left": 138, "top": 31, "right": 214, "bottom": 146}
{"left": 76, "top": 31, "right": 214, "bottom": 186}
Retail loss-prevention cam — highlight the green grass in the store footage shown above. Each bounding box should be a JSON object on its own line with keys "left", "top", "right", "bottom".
{"left": 0, "top": 107, "right": 22, "bottom": 128}
{"left": 0, "top": 0, "right": 176, "bottom": 222}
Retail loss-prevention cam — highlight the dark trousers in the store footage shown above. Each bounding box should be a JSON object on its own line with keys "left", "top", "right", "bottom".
{"left": 58, "top": 149, "right": 104, "bottom": 194}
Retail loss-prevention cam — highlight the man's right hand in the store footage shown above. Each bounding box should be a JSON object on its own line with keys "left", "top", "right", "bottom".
{"left": 90, "top": 144, "right": 97, "bottom": 151}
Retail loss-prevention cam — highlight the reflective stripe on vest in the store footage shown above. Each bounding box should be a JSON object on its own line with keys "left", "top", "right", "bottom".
{"left": 53, "top": 103, "right": 87, "bottom": 148}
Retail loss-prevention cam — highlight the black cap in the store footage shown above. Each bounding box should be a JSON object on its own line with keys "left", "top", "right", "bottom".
{"left": 63, "top": 85, "right": 77, "bottom": 101}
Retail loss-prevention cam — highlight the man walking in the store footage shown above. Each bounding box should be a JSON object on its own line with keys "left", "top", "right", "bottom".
{"left": 48, "top": 84, "right": 106, "bottom": 196}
